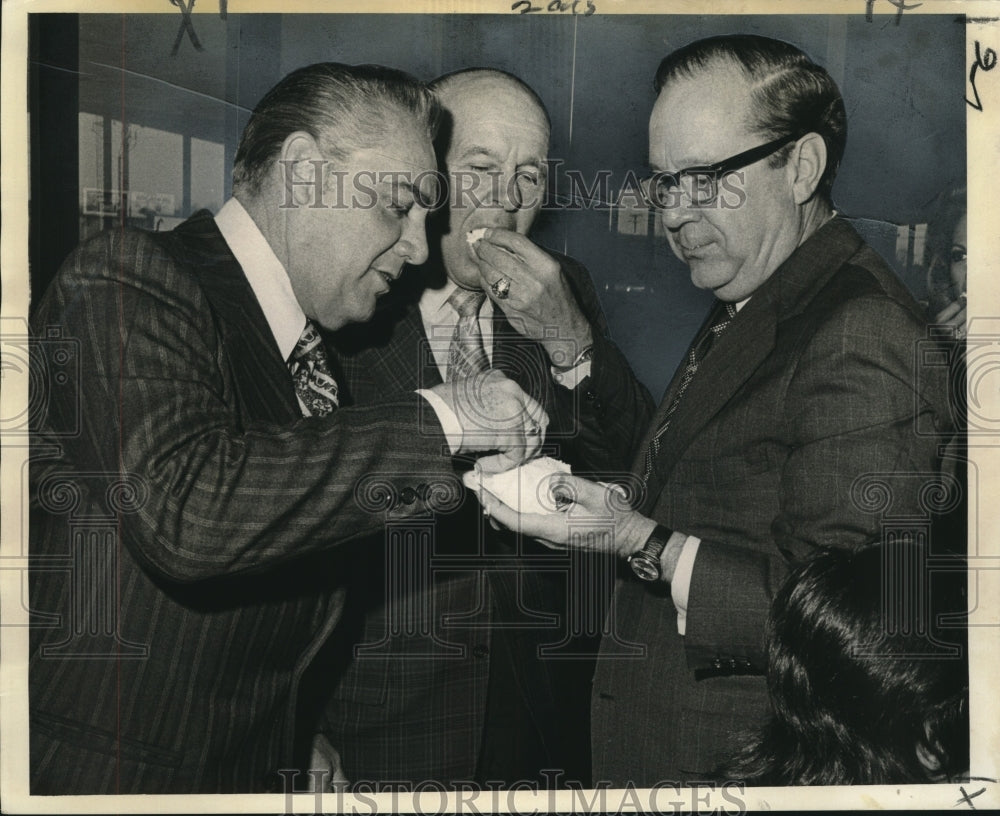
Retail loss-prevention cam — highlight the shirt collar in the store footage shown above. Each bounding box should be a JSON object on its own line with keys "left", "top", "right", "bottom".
{"left": 418, "top": 279, "right": 494, "bottom": 323}
{"left": 214, "top": 197, "right": 306, "bottom": 361}
{"left": 419, "top": 278, "right": 461, "bottom": 322}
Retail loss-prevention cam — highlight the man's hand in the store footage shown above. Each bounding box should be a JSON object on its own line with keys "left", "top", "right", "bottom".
{"left": 429, "top": 369, "right": 549, "bottom": 472}
{"left": 473, "top": 472, "right": 657, "bottom": 559}
{"left": 933, "top": 294, "right": 967, "bottom": 338}
{"left": 473, "top": 228, "right": 593, "bottom": 367}
{"left": 307, "top": 733, "right": 349, "bottom": 792}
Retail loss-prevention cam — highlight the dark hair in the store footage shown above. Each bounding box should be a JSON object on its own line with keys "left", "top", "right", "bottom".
{"left": 724, "top": 544, "right": 968, "bottom": 785}
{"left": 654, "top": 35, "right": 847, "bottom": 203}
{"left": 233, "top": 62, "right": 439, "bottom": 195}
{"left": 924, "top": 186, "right": 967, "bottom": 315}
{"left": 430, "top": 67, "right": 552, "bottom": 131}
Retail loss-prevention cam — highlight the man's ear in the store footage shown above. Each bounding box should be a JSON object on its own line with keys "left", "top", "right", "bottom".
{"left": 279, "top": 131, "right": 327, "bottom": 208}
{"left": 788, "top": 132, "right": 827, "bottom": 205}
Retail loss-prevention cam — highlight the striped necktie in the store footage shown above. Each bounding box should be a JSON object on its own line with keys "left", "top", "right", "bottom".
{"left": 641, "top": 301, "right": 737, "bottom": 482}
{"left": 446, "top": 287, "right": 490, "bottom": 381}
{"left": 288, "top": 320, "right": 339, "bottom": 417}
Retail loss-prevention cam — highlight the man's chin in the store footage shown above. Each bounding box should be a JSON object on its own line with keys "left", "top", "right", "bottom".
{"left": 335, "top": 300, "right": 378, "bottom": 328}
{"left": 689, "top": 264, "right": 734, "bottom": 293}
{"left": 447, "top": 258, "right": 485, "bottom": 291}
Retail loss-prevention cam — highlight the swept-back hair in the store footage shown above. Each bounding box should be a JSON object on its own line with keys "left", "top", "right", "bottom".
{"left": 233, "top": 62, "right": 439, "bottom": 195}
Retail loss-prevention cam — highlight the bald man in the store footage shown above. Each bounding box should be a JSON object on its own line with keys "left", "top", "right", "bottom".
{"left": 307, "top": 68, "right": 653, "bottom": 787}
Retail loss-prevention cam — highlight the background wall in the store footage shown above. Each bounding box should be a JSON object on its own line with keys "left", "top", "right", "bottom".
{"left": 36, "top": 12, "right": 966, "bottom": 395}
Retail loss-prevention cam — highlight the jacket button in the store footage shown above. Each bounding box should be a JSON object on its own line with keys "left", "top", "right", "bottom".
{"left": 584, "top": 388, "right": 597, "bottom": 402}
{"left": 473, "top": 645, "right": 489, "bottom": 659}
{"left": 400, "top": 487, "right": 417, "bottom": 505}
{"left": 711, "top": 658, "right": 723, "bottom": 669}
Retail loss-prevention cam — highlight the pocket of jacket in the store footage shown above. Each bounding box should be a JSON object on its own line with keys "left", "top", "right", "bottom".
{"left": 31, "top": 709, "right": 184, "bottom": 769}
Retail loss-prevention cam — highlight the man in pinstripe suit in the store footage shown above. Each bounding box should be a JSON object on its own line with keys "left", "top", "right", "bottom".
{"left": 314, "top": 69, "right": 654, "bottom": 787}
{"left": 28, "top": 63, "right": 547, "bottom": 794}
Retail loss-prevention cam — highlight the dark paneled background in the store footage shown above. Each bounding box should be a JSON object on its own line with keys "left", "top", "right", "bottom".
{"left": 32, "top": 13, "right": 966, "bottom": 396}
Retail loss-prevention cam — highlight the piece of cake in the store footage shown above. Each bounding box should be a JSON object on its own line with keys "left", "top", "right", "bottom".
{"left": 466, "top": 227, "right": 488, "bottom": 246}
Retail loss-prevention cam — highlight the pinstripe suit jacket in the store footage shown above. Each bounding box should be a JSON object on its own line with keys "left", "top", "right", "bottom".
{"left": 314, "top": 252, "right": 654, "bottom": 783}
{"left": 28, "top": 211, "right": 464, "bottom": 794}
{"left": 590, "top": 218, "right": 955, "bottom": 785}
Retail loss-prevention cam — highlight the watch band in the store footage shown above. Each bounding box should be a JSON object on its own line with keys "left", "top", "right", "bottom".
{"left": 627, "top": 524, "right": 672, "bottom": 581}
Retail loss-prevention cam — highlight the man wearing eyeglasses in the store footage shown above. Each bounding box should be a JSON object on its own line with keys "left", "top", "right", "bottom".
{"left": 472, "top": 35, "right": 954, "bottom": 784}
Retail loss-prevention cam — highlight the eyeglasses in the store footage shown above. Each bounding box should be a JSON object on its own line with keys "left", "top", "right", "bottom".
{"left": 642, "top": 133, "right": 802, "bottom": 209}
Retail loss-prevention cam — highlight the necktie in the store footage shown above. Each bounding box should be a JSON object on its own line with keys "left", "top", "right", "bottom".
{"left": 446, "top": 287, "right": 490, "bottom": 381}
{"left": 641, "top": 301, "right": 737, "bottom": 482}
{"left": 288, "top": 320, "right": 340, "bottom": 417}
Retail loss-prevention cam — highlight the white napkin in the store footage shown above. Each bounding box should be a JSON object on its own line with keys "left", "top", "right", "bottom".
{"left": 463, "top": 456, "right": 571, "bottom": 515}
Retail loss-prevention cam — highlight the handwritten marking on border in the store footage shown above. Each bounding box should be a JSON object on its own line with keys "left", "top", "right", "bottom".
{"left": 967, "top": 41, "right": 998, "bottom": 111}
{"left": 865, "top": 0, "right": 923, "bottom": 24}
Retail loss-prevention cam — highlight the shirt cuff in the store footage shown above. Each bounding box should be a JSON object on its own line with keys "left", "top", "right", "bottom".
{"left": 416, "top": 389, "right": 461, "bottom": 455}
{"left": 670, "top": 534, "right": 701, "bottom": 636}
{"left": 550, "top": 360, "right": 592, "bottom": 390}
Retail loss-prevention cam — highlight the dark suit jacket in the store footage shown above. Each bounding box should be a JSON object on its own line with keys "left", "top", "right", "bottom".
{"left": 28, "top": 211, "right": 465, "bottom": 794}
{"left": 590, "top": 218, "right": 954, "bottom": 785}
{"left": 314, "top": 252, "right": 654, "bottom": 784}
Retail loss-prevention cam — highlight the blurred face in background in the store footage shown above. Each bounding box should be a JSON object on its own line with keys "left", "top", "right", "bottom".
{"left": 949, "top": 212, "right": 967, "bottom": 296}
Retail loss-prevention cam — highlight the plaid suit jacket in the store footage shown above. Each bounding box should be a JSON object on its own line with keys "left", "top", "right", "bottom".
{"left": 314, "top": 252, "right": 654, "bottom": 784}
{"left": 591, "top": 218, "right": 955, "bottom": 785}
{"left": 28, "top": 211, "right": 464, "bottom": 794}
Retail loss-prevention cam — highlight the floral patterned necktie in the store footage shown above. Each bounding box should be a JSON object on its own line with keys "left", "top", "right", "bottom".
{"left": 288, "top": 320, "right": 339, "bottom": 417}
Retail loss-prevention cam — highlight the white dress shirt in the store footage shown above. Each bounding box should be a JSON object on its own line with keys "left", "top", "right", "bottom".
{"left": 215, "top": 198, "right": 306, "bottom": 361}
{"left": 416, "top": 278, "right": 592, "bottom": 383}
{"left": 414, "top": 278, "right": 592, "bottom": 450}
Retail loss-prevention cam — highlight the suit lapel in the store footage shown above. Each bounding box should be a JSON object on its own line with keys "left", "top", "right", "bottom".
{"left": 358, "top": 295, "right": 544, "bottom": 395}
{"left": 653, "top": 297, "right": 777, "bottom": 482}
{"left": 491, "top": 309, "right": 550, "bottom": 402}
{"left": 164, "top": 211, "right": 300, "bottom": 424}
{"left": 639, "top": 218, "right": 865, "bottom": 501}
{"left": 634, "top": 299, "right": 776, "bottom": 506}
{"left": 349, "top": 299, "right": 443, "bottom": 394}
